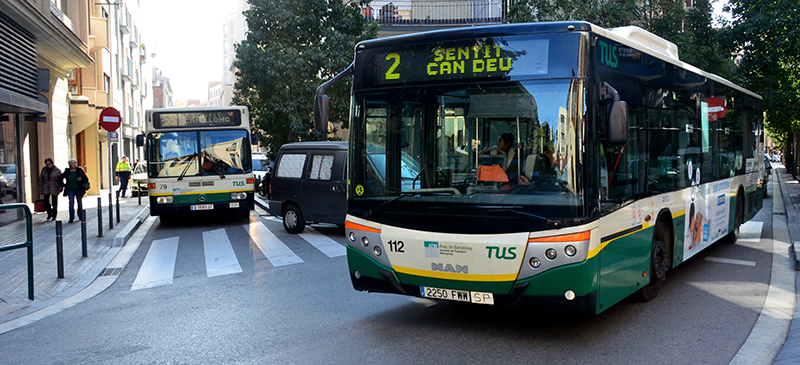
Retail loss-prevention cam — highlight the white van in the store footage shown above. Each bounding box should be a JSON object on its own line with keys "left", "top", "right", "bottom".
{"left": 252, "top": 152, "right": 271, "bottom": 180}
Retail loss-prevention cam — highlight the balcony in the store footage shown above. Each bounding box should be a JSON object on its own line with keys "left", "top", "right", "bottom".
{"left": 364, "top": 0, "right": 509, "bottom": 27}
{"left": 140, "top": 82, "right": 148, "bottom": 98}
{"left": 131, "top": 70, "right": 139, "bottom": 90}
{"left": 121, "top": 62, "right": 132, "bottom": 83}
{"left": 90, "top": 17, "right": 108, "bottom": 51}
{"left": 139, "top": 45, "right": 147, "bottom": 64}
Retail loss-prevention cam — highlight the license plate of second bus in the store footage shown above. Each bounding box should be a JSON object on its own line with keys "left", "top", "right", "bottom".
{"left": 420, "top": 286, "right": 494, "bottom": 305}
{"left": 190, "top": 204, "right": 214, "bottom": 211}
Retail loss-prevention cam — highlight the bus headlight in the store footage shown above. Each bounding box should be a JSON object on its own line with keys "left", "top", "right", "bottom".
{"left": 156, "top": 196, "right": 173, "bottom": 204}
{"left": 565, "top": 245, "right": 577, "bottom": 257}
{"left": 545, "top": 248, "right": 557, "bottom": 260}
{"left": 231, "top": 192, "right": 248, "bottom": 200}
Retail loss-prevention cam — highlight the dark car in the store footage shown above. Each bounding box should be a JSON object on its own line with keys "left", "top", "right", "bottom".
{"left": 268, "top": 142, "right": 347, "bottom": 233}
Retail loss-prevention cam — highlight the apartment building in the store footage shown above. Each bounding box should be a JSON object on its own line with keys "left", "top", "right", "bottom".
{"left": 221, "top": 0, "right": 249, "bottom": 107}
{"left": 152, "top": 68, "right": 174, "bottom": 109}
{"left": 66, "top": 0, "right": 150, "bottom": 195}
{"left": 0, "top": 0, "right": 92, "bottom": 216}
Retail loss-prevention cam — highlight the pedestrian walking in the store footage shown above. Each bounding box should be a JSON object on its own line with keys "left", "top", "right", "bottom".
{"left": 59, "top": 158, "right": 89, "bottom": 223}
{"left": 38, "top": 158, "right": 62, "bottom": 220}
{"left": 116, "top": 156, "right": 132, "bottom": 198}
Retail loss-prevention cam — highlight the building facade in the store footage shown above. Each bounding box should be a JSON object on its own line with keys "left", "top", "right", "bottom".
{"left": 0, "top": 0, "right": 92, "bottom": 221}
{"left": 221, "top": 0, "right": 249, "bottom": 107}
{"left": 67, "top": 0, "right": 150, "bottom": 195}
{"left": 152, "top": 68, "right": 174, "bottom": 109}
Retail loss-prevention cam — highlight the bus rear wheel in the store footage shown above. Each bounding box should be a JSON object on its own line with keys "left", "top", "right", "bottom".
{"left": 283, "top": 204, "right": 305, "bottom": 234}
{"left": 726, "top": 193, "right": 744, "bottom": 244}
{"left": 637, "top": 232, "right": 668, "bottom": 302}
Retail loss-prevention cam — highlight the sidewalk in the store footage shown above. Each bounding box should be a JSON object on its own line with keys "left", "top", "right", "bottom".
{"left": 0, "top": 189, "right": 149, "bottom": 323}
{"left": 775, "top": 166, "right": 800, "bottom": 364}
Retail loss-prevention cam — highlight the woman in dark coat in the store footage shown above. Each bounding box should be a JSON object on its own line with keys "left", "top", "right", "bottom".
{"left": 38, "top": 158, "right": 62, "bottom": 220}
{"left": 58, "top": 158, "right": 89, "bottom": 223}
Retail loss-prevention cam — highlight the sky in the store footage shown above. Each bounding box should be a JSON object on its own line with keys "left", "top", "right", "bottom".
{"left": 139, "top": 0, "right": 240, "bottom": 103}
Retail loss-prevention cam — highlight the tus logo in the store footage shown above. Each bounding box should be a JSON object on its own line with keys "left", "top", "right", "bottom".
{"left": 486, "top": 246, "right": 517, "bottom": 260}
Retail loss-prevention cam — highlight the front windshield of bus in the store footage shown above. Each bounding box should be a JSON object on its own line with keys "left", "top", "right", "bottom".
{"left": 146, "top": 130, "right": 252, "bottom": 178}
{"left": 350, "top": 79, "right": 585, "bottom": 232}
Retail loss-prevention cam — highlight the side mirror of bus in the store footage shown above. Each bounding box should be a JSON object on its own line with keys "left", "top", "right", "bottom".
{"left": 136, "top": 134, "right": 144, "bottom": 147}
{"left": 606, "top": 101, "right": 628, "bottom": 146}
{"left": 250, "top": 133, "right": 259, "bottom": 146}
{"left": 315, "top": 95, "right": 329, "bottom": 135}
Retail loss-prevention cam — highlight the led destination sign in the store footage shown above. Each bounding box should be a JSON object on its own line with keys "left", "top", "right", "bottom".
{"left": 359, "top": 34, "right": 581, "bottom": 87}
{"left": 153, "top": 110, "right": 241, "bottom": 128}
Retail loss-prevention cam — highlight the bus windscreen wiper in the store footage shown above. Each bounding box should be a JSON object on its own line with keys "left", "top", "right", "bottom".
{"left": 502, "top": 208, "right": 585, "bottom": 228}
{"left": 202, "top": 152, "right": 226, "bottom": 179}
{"left": 363, "top": 188, "right": 461, "bottom": 220}
{"left": 177, "top": 152, "right": 199, "bottom": 181}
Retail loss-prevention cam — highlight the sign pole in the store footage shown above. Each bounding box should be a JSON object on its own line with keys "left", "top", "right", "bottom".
{"left": 109, "top": 138, "right": 114, "bottom": 230}
{"left": 99, "top": 107, "right": 121, "bottom": 231}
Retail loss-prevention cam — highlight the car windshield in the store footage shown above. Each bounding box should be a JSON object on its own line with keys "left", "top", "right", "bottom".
{"left": 254, "top": 158, "right": 271, "bottom": 171}
{"left": 146, "top": 130, "right": 252, "bottom": 178}
{"left": 350, "top": 79, "right": 585, "bottom": 231}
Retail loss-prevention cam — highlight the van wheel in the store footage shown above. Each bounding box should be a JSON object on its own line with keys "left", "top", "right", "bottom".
{"left": 283, "top": 205, "right": 305, "bottom": 234}
{"left": 636, "top": 229, "right": 668, "bottom": 302}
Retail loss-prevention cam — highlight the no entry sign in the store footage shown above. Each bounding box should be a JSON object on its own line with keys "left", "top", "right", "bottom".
{"left": 99, "top": 107, "right": 121, "bottom": 131}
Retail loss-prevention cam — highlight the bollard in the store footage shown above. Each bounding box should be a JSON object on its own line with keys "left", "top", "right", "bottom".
{"left": 80, "top": 208, "right": 87, "bottom": 257}
{"left": 116, "top": 196, "right": 120, "bottom": 224}
{"left": 97, "top": 197, "right": 103, "bottom": 237}
{"left": 109, "top": 192, "right": 114, "bottom": 230}
{"left": 56, "top": 220, "right": 64, "bottom": 279}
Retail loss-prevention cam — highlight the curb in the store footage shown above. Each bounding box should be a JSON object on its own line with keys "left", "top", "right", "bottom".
{"left": 254, "top": 196, "right": 270, "bottom": 212}
{"left": 777, "top": 168, "right": 800, "bottom": 270}
{"left": 112, "top": 206, "right": 149, "bottom": 247}
{"left": 730, "top": 170, "right": 796, "bottom": 364}
{"left": 0, "top": 207, "right": 154, "bottom": 334}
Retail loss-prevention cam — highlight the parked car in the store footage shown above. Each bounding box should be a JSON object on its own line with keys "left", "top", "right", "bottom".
{"left": 0, "top": 164, "right": 15, "bottom": 199}
{"left": 268, "top": 142, "right": 347, "bottom": 233}
{"left": 130, "top": 161, "right": 148, "bottom": 197}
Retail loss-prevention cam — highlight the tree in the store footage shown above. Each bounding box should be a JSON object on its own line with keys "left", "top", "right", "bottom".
{"left": 233, "top": 0, "right": 379, "bottom": 159}
{"left": 721, "top": 0, "right": 800, "bottom": 150}
{"left": 508, "top": 0, "right": 639, "bottom": 28}
{"left": 678, "top": 0, "right": 735, "bottom": 80}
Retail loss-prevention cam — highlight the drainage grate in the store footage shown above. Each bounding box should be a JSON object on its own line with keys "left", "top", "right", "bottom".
{"left": 98, "top": 267, "right": 123, "bottom": 277}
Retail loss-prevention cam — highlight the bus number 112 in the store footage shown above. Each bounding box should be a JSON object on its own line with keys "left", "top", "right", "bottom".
{"left": 387, "top": 240, "right": 405, "bottom": 253}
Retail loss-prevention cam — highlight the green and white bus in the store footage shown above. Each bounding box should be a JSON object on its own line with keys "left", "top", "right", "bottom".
{"left": 315, "top": 21, "right": 765, "bottom": 314}
{"left": 138, "top": 106, "right": 256, "bottom": 221}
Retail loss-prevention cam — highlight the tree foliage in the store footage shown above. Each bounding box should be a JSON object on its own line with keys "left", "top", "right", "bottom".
{"left": 678, "top": 0, "right": 734, "bottom": 80}
{"left": 721, "top": 0, "right": 800, "bottom": 148}
{"left": 507, "top": 0, "right": 734, "bottom": 77}
{"left": 233, "top": 0, "right": 378, "bottom": 159}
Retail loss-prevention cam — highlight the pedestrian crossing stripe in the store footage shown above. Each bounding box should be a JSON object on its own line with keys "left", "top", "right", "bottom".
{"left": 203, "top": 228, "right": 243, "bottom": 277}
{"left": 131, "top": 237, "right": 179, "bottom": 291}
{"left": 299, "top": 230, "right": 346, "bottom": 258}
{"left": 244, "top": 222, "right": 305, "bottom": 267}
{"left": 130, "top": 221, "right": 345, "bottom": 291}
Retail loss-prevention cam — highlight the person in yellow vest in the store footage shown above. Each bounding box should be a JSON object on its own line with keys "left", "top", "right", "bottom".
{"left": 115, "top": 156, "right": 132, "bottom": 198}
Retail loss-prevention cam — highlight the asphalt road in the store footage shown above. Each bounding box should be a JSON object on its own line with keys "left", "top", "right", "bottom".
{"left": 0, "top": 190, "right": 775, "bottom": 364}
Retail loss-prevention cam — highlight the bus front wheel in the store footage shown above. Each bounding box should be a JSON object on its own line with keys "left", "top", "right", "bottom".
{"left": 283, "top": 204, "right": 305, "bottom": 234}
{"left": 637, "top": 232, "right": 668, "bottom": 302}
